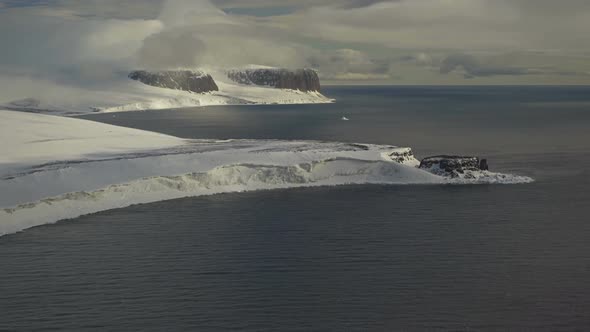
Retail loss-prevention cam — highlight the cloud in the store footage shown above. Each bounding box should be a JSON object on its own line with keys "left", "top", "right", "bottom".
{"left": 398, "top": 53, "right": 435, "bottom": 66}
{"left": 1, "top": 0, "right": 590, "bottom": 84}
{"left": 440, "top": 54, "right": 531, "bottom": 78}
{"left": 0, "top": 11, "right": 160, "bottom": 69}
{"left": 159, "top": 0, "right": 231, "bottom": 26}
{"left": 211, "top": 0, "right": 389, "bottom": 10}
{"left": 307, "top": 48, "right": 391, "bottom": 80}
{"left": 0, "top": 0, "right": 302, "bottom": 72}
{"left": 437, "top": 52, "right": 590, "bottom": 80}
{"left": 64, "top": 0, "right": 161, "bottom": 19}
{"left": 135, "top": 0, "right": 307, "bottom": 68}
{"left": 268, "top": 0, "right": 590, "bottom": 52}
{"left": 7, "top": 0, "right": 590, "bottom": 54}
{"left": 137, "top": 29, "right": 206, "bottom": 69}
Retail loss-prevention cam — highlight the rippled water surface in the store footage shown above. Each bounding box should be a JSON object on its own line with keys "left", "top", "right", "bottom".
{"left": 2, "top": 86, "right": 590, "bottom": 331}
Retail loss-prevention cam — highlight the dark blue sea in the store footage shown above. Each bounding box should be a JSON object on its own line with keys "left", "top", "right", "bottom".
{"left": 2, "top": 86, "right": 590, "bottom": 331}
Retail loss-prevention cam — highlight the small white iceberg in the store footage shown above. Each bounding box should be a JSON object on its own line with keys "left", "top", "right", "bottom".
{"left": 341, "top": 116, "right": 350, "bottom": 121}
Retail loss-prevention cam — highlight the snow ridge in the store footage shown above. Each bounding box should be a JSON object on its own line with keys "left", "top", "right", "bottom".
{"left": 0, "top": 158, "right": 531, "bottom": 236}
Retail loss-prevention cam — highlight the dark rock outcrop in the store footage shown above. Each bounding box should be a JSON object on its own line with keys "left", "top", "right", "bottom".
{"left": 479, "top": 159, "right": 489, "bottom": 171}
{"left": 129, "top": 70, "right": 219, "bottom": 93}
{"left": 419, "top": 155, "right": 488, "bottom": 177}
{"left": 388, "top": 148, "right": 415, "bottom": 164}
{"left": 227, "top": 68, "right": 321, "bottom": 92}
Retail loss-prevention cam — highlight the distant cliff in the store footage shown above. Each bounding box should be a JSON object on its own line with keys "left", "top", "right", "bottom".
{"left": 227, "top": 68, "right": 321, "bottom": 92}
{"left": 129, "top": 70, "right": 219, "bottom": 93}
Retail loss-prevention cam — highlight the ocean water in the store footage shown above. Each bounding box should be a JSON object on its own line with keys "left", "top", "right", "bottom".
{"left": 2, "top": 86, "right": 590, "bottom": 331}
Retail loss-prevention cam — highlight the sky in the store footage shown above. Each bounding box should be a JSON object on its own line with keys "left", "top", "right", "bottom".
{"left": 1, "top": 0, "right": 590, "bottom": 85}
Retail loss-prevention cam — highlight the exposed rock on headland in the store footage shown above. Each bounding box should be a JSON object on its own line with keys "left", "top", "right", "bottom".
{"left": 227, "top": 68, "right": 321, "bottom": 92}
{"left": 129, "top": 70, "right": 219, "bottom": 93}
{"left": 419, "top": 155, "right": 489, "bottom": 177}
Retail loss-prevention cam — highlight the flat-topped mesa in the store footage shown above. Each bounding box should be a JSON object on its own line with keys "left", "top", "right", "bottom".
{"left": 419, "top": 155, "right": 489, "bottom": 177}
{"left": 227, "top": 68, "right": 321, "bottom": 92}
{"left": 128, "top": 70, "right": 219, "bottom": 93}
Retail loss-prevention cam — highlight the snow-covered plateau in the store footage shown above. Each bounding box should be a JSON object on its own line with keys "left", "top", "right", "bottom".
{"left": 0, "top": 68, "right": 332, "bottom": 116}
{"left": 0, "top": 110, "right": 533, "bottom": 236}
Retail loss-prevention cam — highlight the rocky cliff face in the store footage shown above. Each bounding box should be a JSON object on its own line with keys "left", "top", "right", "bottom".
{"left": 227, "top": 68, "right": 321, "bottom": 92}
{"left": 419, "top": 155, "right": 489, "bottom": 177}
{"left": 129, "top": 70, "right": 219, "bottom": 93}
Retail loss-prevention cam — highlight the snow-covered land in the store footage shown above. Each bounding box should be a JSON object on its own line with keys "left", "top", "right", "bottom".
{"left": 0, "top": 110, "right": 533, "bottom": 236}
{"left": 0, "top": 68, "right": 332, "bottom": 116}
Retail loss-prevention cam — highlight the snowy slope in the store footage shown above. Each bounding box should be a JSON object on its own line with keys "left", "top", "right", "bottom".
{"left": 0, "top": 110, "right": 532, "bottom": 236}
{"left": 1, "top": 110, "right": 184, "bottom": 169}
